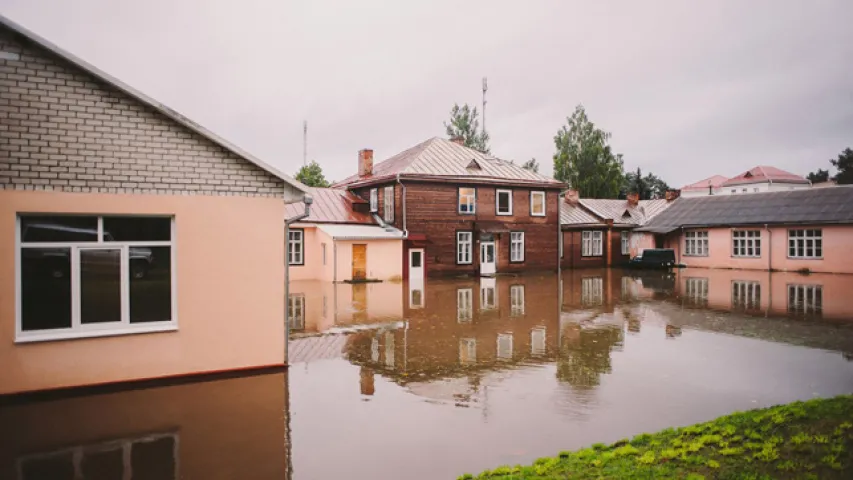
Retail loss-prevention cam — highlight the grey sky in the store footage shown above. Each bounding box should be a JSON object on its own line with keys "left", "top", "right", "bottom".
{"left": 2, "top": 0, "right": 851, "bottom": 187}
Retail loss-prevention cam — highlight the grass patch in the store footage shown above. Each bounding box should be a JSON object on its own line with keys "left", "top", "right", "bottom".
{"left": 458, "top": 395, "right": 853, "bottom": 479}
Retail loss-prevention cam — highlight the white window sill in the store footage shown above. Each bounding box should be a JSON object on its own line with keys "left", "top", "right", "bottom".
{"left": 16, "top": 323, "right": 178, "bottom": 344}
{"left": 496, "top": 212, "right": 512, "bottom": 216}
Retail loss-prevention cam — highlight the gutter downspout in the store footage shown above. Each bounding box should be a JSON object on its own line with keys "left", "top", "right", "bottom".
{"left": 765, "top": 223, "right": 772, "bottom": 317}
{"left": 284, "top": 196, "right": 312, "bottom": 365}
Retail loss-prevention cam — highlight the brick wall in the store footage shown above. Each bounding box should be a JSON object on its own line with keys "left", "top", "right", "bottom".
{"left": 0, "top": 26, "right": 285, "bottom": 197}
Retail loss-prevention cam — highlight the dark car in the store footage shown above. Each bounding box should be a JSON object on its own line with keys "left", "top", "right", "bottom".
{"left": 628, "top": 249, "right": 676, "bottom": 269}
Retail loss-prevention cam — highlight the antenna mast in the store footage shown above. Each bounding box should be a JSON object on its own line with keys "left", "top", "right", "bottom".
{"left": 302, "top": 120, "right": 307, "bottom": 166}
{"left": 481, "top": 77, "right": 488, "bottom": 136}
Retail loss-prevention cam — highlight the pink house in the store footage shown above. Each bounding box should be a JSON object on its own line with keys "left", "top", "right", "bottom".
{"left": 635, "top": 186, "right": 853, "bottom": 274}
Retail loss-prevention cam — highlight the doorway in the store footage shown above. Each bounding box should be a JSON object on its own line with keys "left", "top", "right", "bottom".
{"left": 480, "top": 241, "right": 496, "bottom": 276}
{"left": 352, "top": 244, "right": 367, "bottom": 280}
{"left": 408, "top": 248, "right": 424, "bottom": 284}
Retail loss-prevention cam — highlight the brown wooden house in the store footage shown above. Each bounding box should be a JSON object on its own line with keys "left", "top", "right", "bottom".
{"left": 335, "top": 137, "right": 564, "bottom": 279}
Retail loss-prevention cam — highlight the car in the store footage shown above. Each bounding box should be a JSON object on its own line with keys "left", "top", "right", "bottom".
{"left": 627, "top": 248, "right": 676, "bottom": 269}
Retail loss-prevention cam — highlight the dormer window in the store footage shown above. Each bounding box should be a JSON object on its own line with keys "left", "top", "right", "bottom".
{"left": 466, "top": 159, "right": 482, "bottom": 170}
{"left": 369, "top": 189, "right": 378, "bottom": 212}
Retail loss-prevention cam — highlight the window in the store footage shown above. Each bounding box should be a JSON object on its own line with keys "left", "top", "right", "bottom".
{"left": 753, "top": 188, "right": 759, "bottom": 192}
{"left": 788, "top": 229, "right": 822, "bottom": 259}
{"left": 383, "top": 186, "right": 394, "bottom": 222}
{"left": 732, "top": 230, "right": 761, "bottom": 257}
{"left": 510, "top": 285, "right": 525, "bottom": 317}
{"left": 684, "top": 231, "right": 709, "bottom": 256}
{"left": 457, "top": 288, "right": 473, "bottom": 323}
{"left": 288, "top": 228, "right": 304, "bottom": 265}
{"left": 732, "top": 281, "right": 761, "bottom": 310}
{"left": 531, "top": 327, "right": 546, "bottom": 356}
{"left": 459, "top": 338, "right": 477, "bottom": 365}
{"left": 742, "top": 188, "right": 747, "bottom": 193}
{"left": 410, "top": 288, "right": 424, "bottom": 309}
{"left": 497, "top": 333, "right": 513, "bottom": 360}
{"left": 456, "top": 231, "right": 473, "bottom": 264}
{"left": 496, "top": 189, "right": 513, "bottom": 215}
{"left": 480, "top": 283, "right": 497, "bottom": 311}
{"left": 385, "top": 332, "right": 395, "bottom": 368}
{"left": 369, "top": 189, "right": 378, "bottom": 212}
{"left": 685, "top": 277, "right": 709, "bottom": 307}
{"left": 458, "top": 187, "right": 476, "bottom": 214}
{"left": 621, "top": 231, "right": 630, "bottom": 255}
{"left": 288, "top": 294, "right": 305, "bottom": 330}
{"left": 530, "top": 191, "right": 546, "bottom": 216}
{"left": 582, "top": 231, "right": 603, "bottom": 257}
{"left": 581, "top": 277, "right": 604, "bottom": 306}
{"left": 510, "top": 232, "right": 525, "bottom": 262}
{"left": 730, "top": 189, "right": 736, "bottom": 194}
{"left": 17, "top": 215, "right": 175, "bottom": 342}
{"left": 788, "top": 284, "right": 822, "bottom": 315}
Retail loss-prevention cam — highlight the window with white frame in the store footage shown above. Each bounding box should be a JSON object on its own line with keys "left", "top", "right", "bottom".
{"left": 530, "top": 191, "right": 546, "bottom": 216}
{"left": 732, "top": 280, "right": 761, "bottom": 310}
{"left": 459, "top": 338, "right": 477, "bottom": 365}
{"left": 456, "top": 231, "right": 473, "bottom": 264}
{"left": 582, "top": 230, "right": 603, "bottom": 257}
{"left": 385, "top": 331, "right": 395, "bottom": 368}
{"left": 288, "top": 294, "right": 305, "bottom": 330}
{"left": 369, "top": 188, "right": 378, "bottom": 212}
{"left": 410, "top": 288, "right": 424, "bottom": 309}
{"left": 457, "top": 288, "right": 473, "bottom": 323}
{"left": 17, "top": 215, "right": 175, "bottom": 341}
{"left": 685, "top": 277, "right": 709, "bottom": 306}
{"left": 732, "top": 230, "right": 761, "bottom": 257}
{"left": 288, "top": 228, "right": 304, "bottom": 265}
{"left": 531, "top": 327, "right": 546, "bottom": 356}
{"left": 496, "top": 189, "right": 513, "bottom": 215}
{"left": 480, "top": 283, "right": 497, "bottom": 310}
{"left": 510, "top": 284, "right": 525, "bottom": 316}
{"left": 684, "top": 231, "right": 709, "bottom": 256}
{"left": 581, "top": 276, "right": 604, "bottom": 306}
{"left": 458, "top": 187, "right": 476, "bottom": 214}
{"left": 497, "top": 333, "right": 513, "bottom": 360}
{"left": 788, "top": 229, "right": 822, "bottom": 259}
{"left": 510, "top": 232, "right": 525, "bottom": 262}
{"left": 621, "top": 231, "right": 630, "bottom": 255}
{"left": 788, "top": 284, "right": 822, "bottom": 315}
{"left": 383, "top": 185, "right": 394, "bottom": 222}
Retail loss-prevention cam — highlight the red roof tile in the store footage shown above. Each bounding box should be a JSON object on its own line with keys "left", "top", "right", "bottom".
{"left": 285, "top": 187, "right": 374, "bottom": 224}
{"left": 721, "top": 166, "right": 808, "bottom": 187}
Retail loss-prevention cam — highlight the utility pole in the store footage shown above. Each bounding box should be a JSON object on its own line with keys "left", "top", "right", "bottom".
{"left": 481, "top": 77, "right": 488, "bottom": 137}
{"left": 302, "top": 120, "right": 307, "bottom": 166}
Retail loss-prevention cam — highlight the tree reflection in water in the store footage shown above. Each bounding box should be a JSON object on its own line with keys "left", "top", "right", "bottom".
{"left": 557, "top": 326, "right": 624, "bottom": 389}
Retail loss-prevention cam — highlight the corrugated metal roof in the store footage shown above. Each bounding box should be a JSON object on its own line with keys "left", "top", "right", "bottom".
{"left": 578, "top": 199, "right": 671, "bottom": 226}
{"left": 560, "top": 203, "right": 605, "bottom": 225}
{"left": 681, "top": 175, "right": 729, "bottom": 191}
{"left": 285, "top": 187, "right": 374, "bottom": 224}
{"left": 318, "top": 224, "right": 405, "bottom": 240}
{"left": 721, "top": 166, "right": 809, "bottom": 187}
{"left": 335, "top": 137, "right": 564, "bottom": 187}
{"left": 638, "top": 186, "right": 853, "bottom": 231}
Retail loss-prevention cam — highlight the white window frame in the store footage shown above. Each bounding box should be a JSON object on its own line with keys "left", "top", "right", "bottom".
{"left": 530, "top": 327, "right": 546, "bottom": 356}
{"left": 288, "top": 293, "right": 305, "bottom": 330}
{"left": 480, "top": 284, "right": 497, "bottom": 311}
{"left": 788, "top": 229, "right": 823, "bottom": 259}
{"left": 15, "top": 215, "right": 177, "bottom": 343}
{"left": 788, "top": 284, "right": 822, "bottom": 315}
{"left": 369, "top": 188, "right": 378, "bottom": 212}
{"left": 685, "top": 277, "right": 709, "bottom": 306}
{"left": 732, "top": 280, "right": 761, "bottom": 310}
{"left": 457, "top": 288, "right": 473, "bottom": 323}
{"left": 582, "top": 230, "right": 603, "bottom": 257}
{"left": 497, "top": 333, "right": 513, "bottom": 360}
{"left": 581, "top": 276, "right": 604, "bottom": 306}
{"left": 459, "top": 338, "right": 477, "bottom": 364}
{"left": 732, "top": 230, "right": 761, "bottom": 258}
{"left": 456, "top": 231, "right": 473, "bottom": 264}
{"left": 621, "top": 231, "right": 630, "bottom": 255}
{"left": 496, "top": 189, "right": 513, "bottom": 215}
{"left": 530, "top": 191, "right": 546, "bottom": 217}
{"left": 383, "top": 185, "right": 394, "bottom": 222}
{"left": 510, "top": 284, "right": 525, "bottom": 317}
{"left": 458, "top": 187, "right": 476, "bottom": 214}
{"left": 510, "top": 231, "right": 525, "bottom": 262}
{"left": 288, "top": 228, "right": 304, "bottom": 265}
{"left": 684, "top": 231, "right": 709, "bottom": 257}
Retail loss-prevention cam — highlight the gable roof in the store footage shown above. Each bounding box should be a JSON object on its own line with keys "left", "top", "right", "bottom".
{"left": 638, "top": 186, "right": 853, "bottom": 233}
{"left": 721, "top": 166, "right": 808, "bottom": 187}
{"left": 578, "top": 198, "right": 671, "bottom": 226}
{"left": 284, "top": 187, "right": 374, "bottom": 224}
{"left": 681, "top": 175, "right": 729, "bottom": 191}
{"left": 560, "top": 202, "right": 606, "bottom": 226}
{"left": 0, "top": 14, "right": 307, "bottom": 198}
{"left": 334, "top": 137, "right": 563, "bottom": 188}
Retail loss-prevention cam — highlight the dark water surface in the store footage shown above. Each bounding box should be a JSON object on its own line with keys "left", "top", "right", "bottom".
{"left": 3, "top": 269, "right": 853, "bottom": 479}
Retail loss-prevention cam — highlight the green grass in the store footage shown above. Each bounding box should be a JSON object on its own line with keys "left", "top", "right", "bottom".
{"left": 458, "top": 395, "right": 853, "bottom": 479}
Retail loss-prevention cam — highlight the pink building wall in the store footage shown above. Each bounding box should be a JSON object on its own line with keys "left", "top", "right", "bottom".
{"left": 288, "top": 280, "right": 404, "bottom": 334}
{"left": 288, "top": 224, "right": 403, "bottom": 282}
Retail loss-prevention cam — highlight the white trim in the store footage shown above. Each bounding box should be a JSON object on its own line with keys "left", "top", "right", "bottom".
{"left": 383, "top": 185, "right": 394, "bottom": 222}
{"left": 457, "top": 231, "right": 473, "bottom": 264}
{"left": 621, "top": 231, "right": 630, "bottom": 255}
{"left": 16, "top": 324, "right": 179, "bottom": 344}
{"left": 369, "top": 188, "right": 378, "bottom": 212}
{"left": 787, "top": 229, "right": 823, "bottom": 259}
{"left": 496, "top": 189, "right": 513, "bottom": 216}
{"left": 510, "top": 284, "right": 525, "bottom": 316}
{"left": 457, "top": 288, "right": 473, "bottom": 323}
{"left": 582, "top": 230, "right": 603, "bottom": 257}
{"left": 732, "top": 230, "right": 761, "bottom": 258}
{"left": 684, "top": 230, "right": 709, "bottom": 257}
{"left": 510, "top": 231, "right": 525, "bottom": 262}
{"left": 530, "top": 191, "right": 546, "bottom": 216}
{"left": 497, "top": 333, "right": 513, "bottom": 360}
{"left": 458, "top": 187, "right": 476, "bottom": 214}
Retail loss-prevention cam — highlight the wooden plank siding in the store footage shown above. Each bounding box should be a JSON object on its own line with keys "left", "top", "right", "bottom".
{"left": 560, "top": 227, "right": 632, "bottom": 269}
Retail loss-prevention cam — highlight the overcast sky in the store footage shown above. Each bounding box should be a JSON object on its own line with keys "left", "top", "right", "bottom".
{"left": 2, "top": 0, "right": 851, "bottom": 186}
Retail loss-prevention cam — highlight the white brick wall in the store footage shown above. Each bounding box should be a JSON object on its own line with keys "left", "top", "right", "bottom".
{"left": 0, "top": 26, "right": 285, "bottom": 197}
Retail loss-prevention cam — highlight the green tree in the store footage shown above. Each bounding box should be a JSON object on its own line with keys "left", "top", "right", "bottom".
{"left": 444, "top": 103, "right": 490, "bottom": 153}
{"left": 807, "top": 168, "right": 830, "bottom": 184}
{"left": 521, "top": 157, "right": 539, "bottom": 173}
{"left": 621, "top": 168, "right": 670, "bottom": 199}
{"left": 831, "top": 147, "right": 853, "bottom": 185}
{"left": 295, "top": 160, "right": 330, "bottom": 188}
{"left": 642, "top": 172, "right": 670, "bottom": 199}
{"left": 553, "top": 105, "right": 624, "bottom": 198}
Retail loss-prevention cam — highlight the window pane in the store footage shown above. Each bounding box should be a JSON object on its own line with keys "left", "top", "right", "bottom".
{"left": 21, "top": 453, "right": 75, "bottom": 480}
{"left": 80, "top": 249, "right": 122, "bottom": 324}
{"left": 21, "top": 216, "right": 98, "bottom": 243}
{"left": 103, "top": 216, "right": 171, "bottom": 242}
{"left": 498, "top": 192, "right": 510, "bottom": 212}
{"left": 81, "top": 448, "right": 124, "bottom": 480}
{"left": 21, "top": 248, "right": 72, "bottom": 331}
{"left": 130, "top": 246, "right": 172, "bottom": 323}
{"left": 131, "top": 437, "right": 176, "bottom": 480}
{"left": 412, "top": 251, "right": 422, "bottom": 267}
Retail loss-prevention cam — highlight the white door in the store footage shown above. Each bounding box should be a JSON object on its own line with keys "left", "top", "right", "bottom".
{"left": 408, "top": 248, "right": 424, "bottom": 286}
{"left": 480, "top": 241, "right": 496, "bottom": 276}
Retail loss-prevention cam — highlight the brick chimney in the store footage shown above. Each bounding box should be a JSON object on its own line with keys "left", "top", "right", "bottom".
{"left": 564, "top": 189, "right": 580, "bottom": 205}
{"left": 665, "top": 189, "right": 681, "bottom": 202}
{"left": 358, "top": 149, "right": 373, "bottom": 177}
{"left": 627, "top": 192, "right": 640, "bottom": 207}
{"left": 450, "top": 136, "right": 464, "bottom": 146}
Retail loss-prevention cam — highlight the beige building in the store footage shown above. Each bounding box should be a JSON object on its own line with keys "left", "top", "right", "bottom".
{"left": 0, "top": 16, "right": 308, "bottom": 395}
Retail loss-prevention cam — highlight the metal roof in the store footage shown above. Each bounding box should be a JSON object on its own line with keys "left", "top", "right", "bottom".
{"left": 285, "top": 187, "right": 374, "bottom": 224}
{"left": 317, "top": 224, "right": 405, "bottom": 240}
{"left": 721, "top": 166, "right": 809, "bottom": 187}
{"left": 0, "top": 14, "right": 308, "bottom": 199}
{"left": 335, "top": 137, "right": 564, "bottom": 187}
{"left": 578, "top": 199, "right": 671, "bottom": 226}
{"left": 638, "top": 186, "right": 853, "bottom": 231}
{"left": 681, "top": 175, "right": 729, "bottom": 191}
{"left": 560, "top": 203, "right": 605, "bottom": 226}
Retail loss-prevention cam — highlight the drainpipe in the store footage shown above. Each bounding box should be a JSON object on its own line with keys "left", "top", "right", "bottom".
{"left": 285, "top": 195, "right": 312, "bottom": 364}
{"left": 333, "top": 240, "right": 338, "bottom": 283}
{"left": 679, "top": 226, "right": 684, "bottom": 266}
{"left": 765, "top": 223, "right": 772, "bottom": 317}
{"left": 557, "top": 193, "right": 562, "bottom": 275}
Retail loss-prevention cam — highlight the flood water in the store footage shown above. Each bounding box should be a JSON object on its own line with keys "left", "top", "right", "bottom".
{"left": 3, "top": 269, "right": 853, "bottom": 479}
